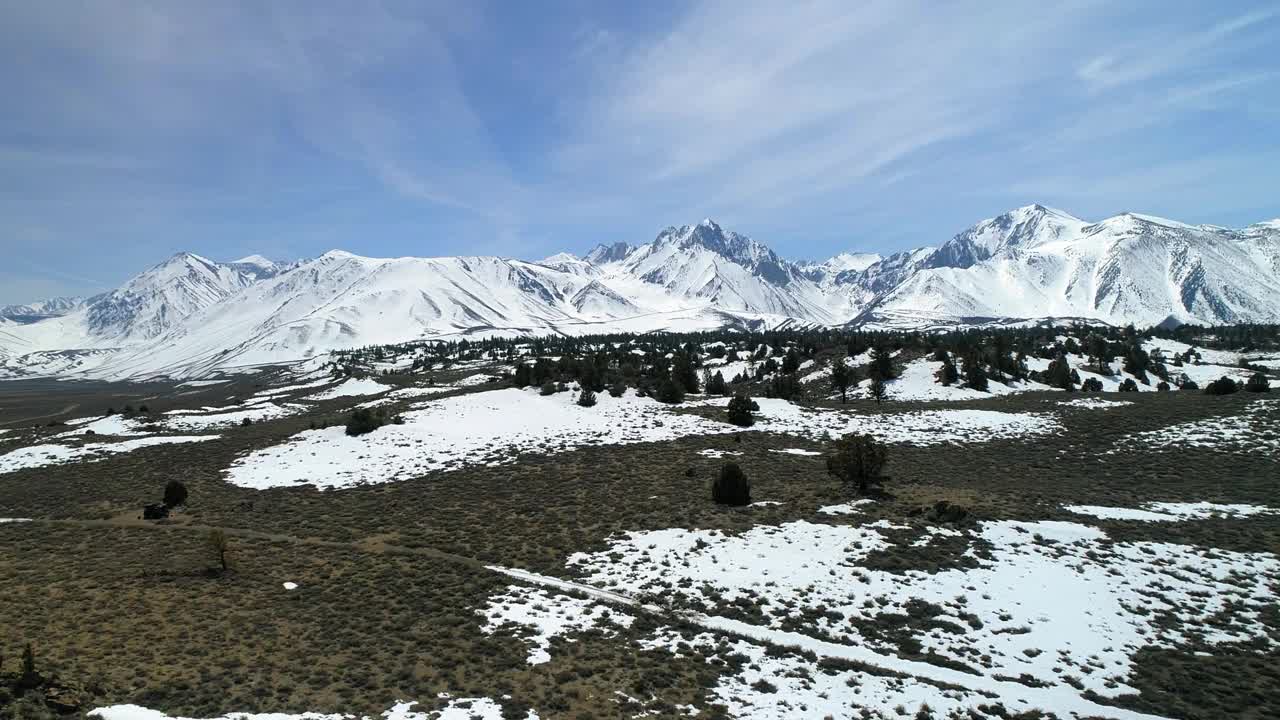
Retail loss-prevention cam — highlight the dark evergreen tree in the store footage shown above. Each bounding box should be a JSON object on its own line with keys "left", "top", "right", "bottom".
{"left": 163, "top": 480, "right": 188, "bottom": 508}
{"left": 869, "top": 344, "right": 897, "bottom": 381}
{"left": 656, "top": 377, "right": 686, "bottom": 404}
{"left": 726, "top": 393, "right": 757, "bottom": 427}
{"left": 539, "top": 381, "right": 557, "bottom": 396}
{"left": 1244, "top": 373, "right": 1270, "bottom": 393}
{"left": 577, "top": 387, "right": 597, "bottom": 407}
{"left": 934, "top": 352, "right": 959, "bottom": 387}
{"left": 826, "top": 434, "right": 888, "bottom": 495}
{"left": 1081, "top": 377, "right": 1104, "bottom": 392}
{"left": 608, "top": 379, "right": 627, "bottom": 397}
{"left": 705, "top": 370, "right": 728, "bottom": 395}
{"left": 869, "top": 376, "right": 888, "bottom": 404}
{"left": 831, "top": 360, "right": 852, "bottom": 403}
{"left": 345, "top": 408, "right": 384, "bottom": 436}
{"left": 1204, "top": 376, "right": 1239, "bottom": 395}
{"left": 712, "top": 463, "right": 751, "bottom": 506}
{"left": 765, "top": 373, "right": 802, "bottom": 401}
{"left": 1044, "top": 353, "right": 1075, "bottom": 390}
{"left": 962, "top": 354, "right": 988, "bottom": 391}
{"left": 1118, "top": 378, "right": 1139, "bottom": 392}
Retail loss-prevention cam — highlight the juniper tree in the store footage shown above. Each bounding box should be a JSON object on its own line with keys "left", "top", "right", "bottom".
{"left": 705, "top": 370, "right": 728, "bottom": 396}
{"left": 831, "top": 360, "right": 852, "bottom": 403}
{"left": 962, "top": 354, "right": 988, "bottom": 391}
{"left": 712, "top": 463, "right": 751, "bottom": 506}
{"left": 869, "top": 376, "right": 888, "bottom": 404}
{"left": 934, "top": 352, "right": 959, "bottom": 387}
{"left": 1204, "top": 376, "right": 1240, "bottom": 395}
{"left": 1245, "top": 372, "right": 1271, "bottom": 393}
{"left": 869, "top": 344, "right": 897, "bottom": 381}
{"left": 726, "top": 393, "right": 757, "bottom": 427}
{"left": 656, "top": 377, "right": 686, "bottom": 404}
{"left": 163, "top": 480, "right": 188, "bottom": 508}
{"left": 1044, "top": 353, "right": 1075, "bottom": 391}
{"left": 826, "top": 434, "right": 888, "bottom": 495}
{"left": 577, "top": 387, "right": 597, "bottom": 407}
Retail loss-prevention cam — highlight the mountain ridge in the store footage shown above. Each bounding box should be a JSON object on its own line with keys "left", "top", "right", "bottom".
{"left": 2, "top": 205, "right": 1277, "bottom": 380}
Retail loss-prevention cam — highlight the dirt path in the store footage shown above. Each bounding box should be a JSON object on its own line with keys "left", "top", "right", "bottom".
{"left": 0, "top": 402, "right": 80, "bottom": 427}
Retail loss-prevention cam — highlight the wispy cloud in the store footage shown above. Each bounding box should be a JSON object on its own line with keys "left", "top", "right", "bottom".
{"left": 0, "top": 0, "right": 1277, "bottom": 303}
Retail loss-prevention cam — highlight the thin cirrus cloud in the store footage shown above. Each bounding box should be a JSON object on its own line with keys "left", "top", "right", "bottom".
{"left": 0, "top": 0, "right": 1277, "bottom": 303}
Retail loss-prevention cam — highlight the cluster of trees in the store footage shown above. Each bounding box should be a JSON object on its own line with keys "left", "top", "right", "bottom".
{"left": 710, "top": 433, "right": 889, "bottom": 506}
{"left": 330, "top": 322, "right": 1276, "bottom": 405}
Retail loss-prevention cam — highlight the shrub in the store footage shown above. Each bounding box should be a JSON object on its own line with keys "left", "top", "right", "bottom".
{"left": 1204, "top": 376, "right": 1239, "bottom": 395}
{"left": 608, "top": 380, "right": 626, "bottom": 398}
{"left": 345, "top": 408, "right": 384, "bottom": 436}
{"left": 163, "top": 480, "right": 188, "bottom": 508}
{"left": 826, "top": 434, "right": 888, "bottom": 495}
{"left": 539, "top": 381, "right": 557, "bottom": 396}
{"left": 577, "top": 387, "right": 597, "bottom": 407}
{"left": 726, "top": 393, "right": 757, "bottom": 427}
{"left": 240, "top": 417, "right": 253, "bottom": 427}
{"left": 712, "top": 463, "right": 751, "bottom": 506}
{"left": 208, "top": 529, "right": 229, "bottom": 572}
{"left": 1118, "top": 378, "right": 1139, "bottom": 392}
{"left": 1245, "top": 372, "right": 1271, "bottom": 393}
{"left": 1156, "top": 381, "right": 1170, "bottom": 391}
{"left": 1081, "top": 377, "right": 1103, "bottom": 392}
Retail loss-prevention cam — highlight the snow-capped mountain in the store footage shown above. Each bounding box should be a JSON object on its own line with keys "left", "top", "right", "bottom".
{"left": 864, "top": 207, "right": 1280, "bottom": 328}
{"left": 0, "top": 296, "right": 88, "bottom": 324}
{"left": 1, "top": 206, "right": 1277, "bottom": 379}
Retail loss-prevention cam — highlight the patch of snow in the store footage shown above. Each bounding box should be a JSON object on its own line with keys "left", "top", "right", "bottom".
{"left": 1069, "top": 502, "right": 1277, "bottom": 521}
{"left": 0, "top": 435, "right": 220, "bottom": 474}
{"left": 1060, "top": 397, "right": 1132, "bottom": 409}
{"left": 1118, "top": 399, "right": 1279, "bottom": 454}
{"left": 479, "top": 585, "right": 633, "bottom": 665}
{"left": 164, "top": 403, "right": 304, "bottom": 431}
{"left": 91, "top": 699, "right": 539, "bottom": 720}
{"left": 305, "top": 377, "right": 390, "bottom": 401}
{"left": 55, "top": 415, "right": 150, "bottom": 437}
{"left": 282, "top": 581, "right": 298, "bottom": 591}
{"left": 769, "top": 448, "right": 821, "bottom": 456}
{"left": 697, "top": 449, "right": 742, "bottom": 459}
{"left": 0, "top": 518, "right": 33, "bottom": 523}
{"left": 818, "top": 500, "right": 874, "bottom": 515}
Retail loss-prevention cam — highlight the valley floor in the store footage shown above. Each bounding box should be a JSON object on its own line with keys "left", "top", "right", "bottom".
{"left": 1, "top": 364, "right": 1277, "bottom": 719}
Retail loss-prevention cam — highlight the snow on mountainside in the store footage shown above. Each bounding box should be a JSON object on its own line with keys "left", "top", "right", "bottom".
{"left": 868, "top": 207, "right": 1280, "bottom": 327}
{"left": 0, "top": 296, "right": 88, "bottom": 324}
{"left": 1, "top": 206, "right": 1278, "bottom": 380}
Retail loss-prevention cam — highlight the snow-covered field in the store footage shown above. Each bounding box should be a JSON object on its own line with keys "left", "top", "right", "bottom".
{"left": 0, "top": 435, "right": 221, "bottom": 474}
{"left": 467, "top": 512, "right": 1279, "bottom": 719}
{"left": 56, "top": 415, "right": 151, "bottom": 437}
{"left": 224, "top": 388, "right": 1059, "bottom": 490}
{"left": 163, "top": 402, "right": 305, "bottom": 431}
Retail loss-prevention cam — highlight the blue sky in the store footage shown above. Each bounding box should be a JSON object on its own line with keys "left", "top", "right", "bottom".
{"left": 2, "top": 0, "right": 1278, "bottom": 303}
